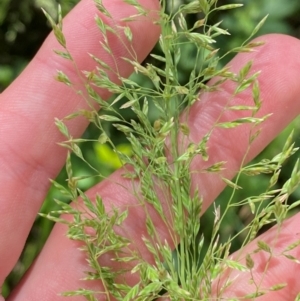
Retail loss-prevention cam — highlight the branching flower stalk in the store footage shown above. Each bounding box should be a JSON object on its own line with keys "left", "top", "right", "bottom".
{"left": 41, "top": 0, "right": 300, "bottom": 300}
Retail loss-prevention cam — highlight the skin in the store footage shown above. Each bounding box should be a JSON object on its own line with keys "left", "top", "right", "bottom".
{"left": 1, "top": 0, "right": 300, "bottom": 300}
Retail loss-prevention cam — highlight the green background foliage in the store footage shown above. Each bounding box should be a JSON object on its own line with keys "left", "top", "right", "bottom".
{"left": 1, "top": 0, "right": 300, "bottom": 297}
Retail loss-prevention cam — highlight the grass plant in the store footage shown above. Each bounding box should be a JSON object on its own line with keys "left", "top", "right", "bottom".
{"left": 41, "top": 0, "right": 300, "bottom": 300}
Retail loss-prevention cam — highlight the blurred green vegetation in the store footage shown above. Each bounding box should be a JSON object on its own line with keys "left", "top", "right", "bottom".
{"left": 1, "top": 0, "right": 300, "bottom": 297}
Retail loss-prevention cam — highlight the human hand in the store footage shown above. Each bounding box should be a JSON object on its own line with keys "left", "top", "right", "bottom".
{"left": 1, "top": 0, "right": 300, "bottom": 300}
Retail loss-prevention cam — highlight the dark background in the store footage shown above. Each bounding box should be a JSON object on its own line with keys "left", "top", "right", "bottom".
{"left": 1, "top": 0, "right": 300, "bottom": 297}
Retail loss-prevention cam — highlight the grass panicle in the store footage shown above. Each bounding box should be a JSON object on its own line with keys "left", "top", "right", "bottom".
{"left": 43, "top": 0, "right": 300, "bottom": 300}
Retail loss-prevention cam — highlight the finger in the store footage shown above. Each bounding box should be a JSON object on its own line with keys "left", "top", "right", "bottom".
{"left": 156, "top": 213, "right": 300, "bottom": 301}
{"left": 9, "top": 169, "right": 171, "bottom": 300}
{"left": 187, "top": 34, "right": 300, "bottom": 212}
{"left": 8, "top": 34, "right": 300, "bottom": 300}
{"left": 212, "top": 213, "right": 300, "bottom": 301}
{"left": 0, "top": 0, "right": 160, "bottom": 284}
